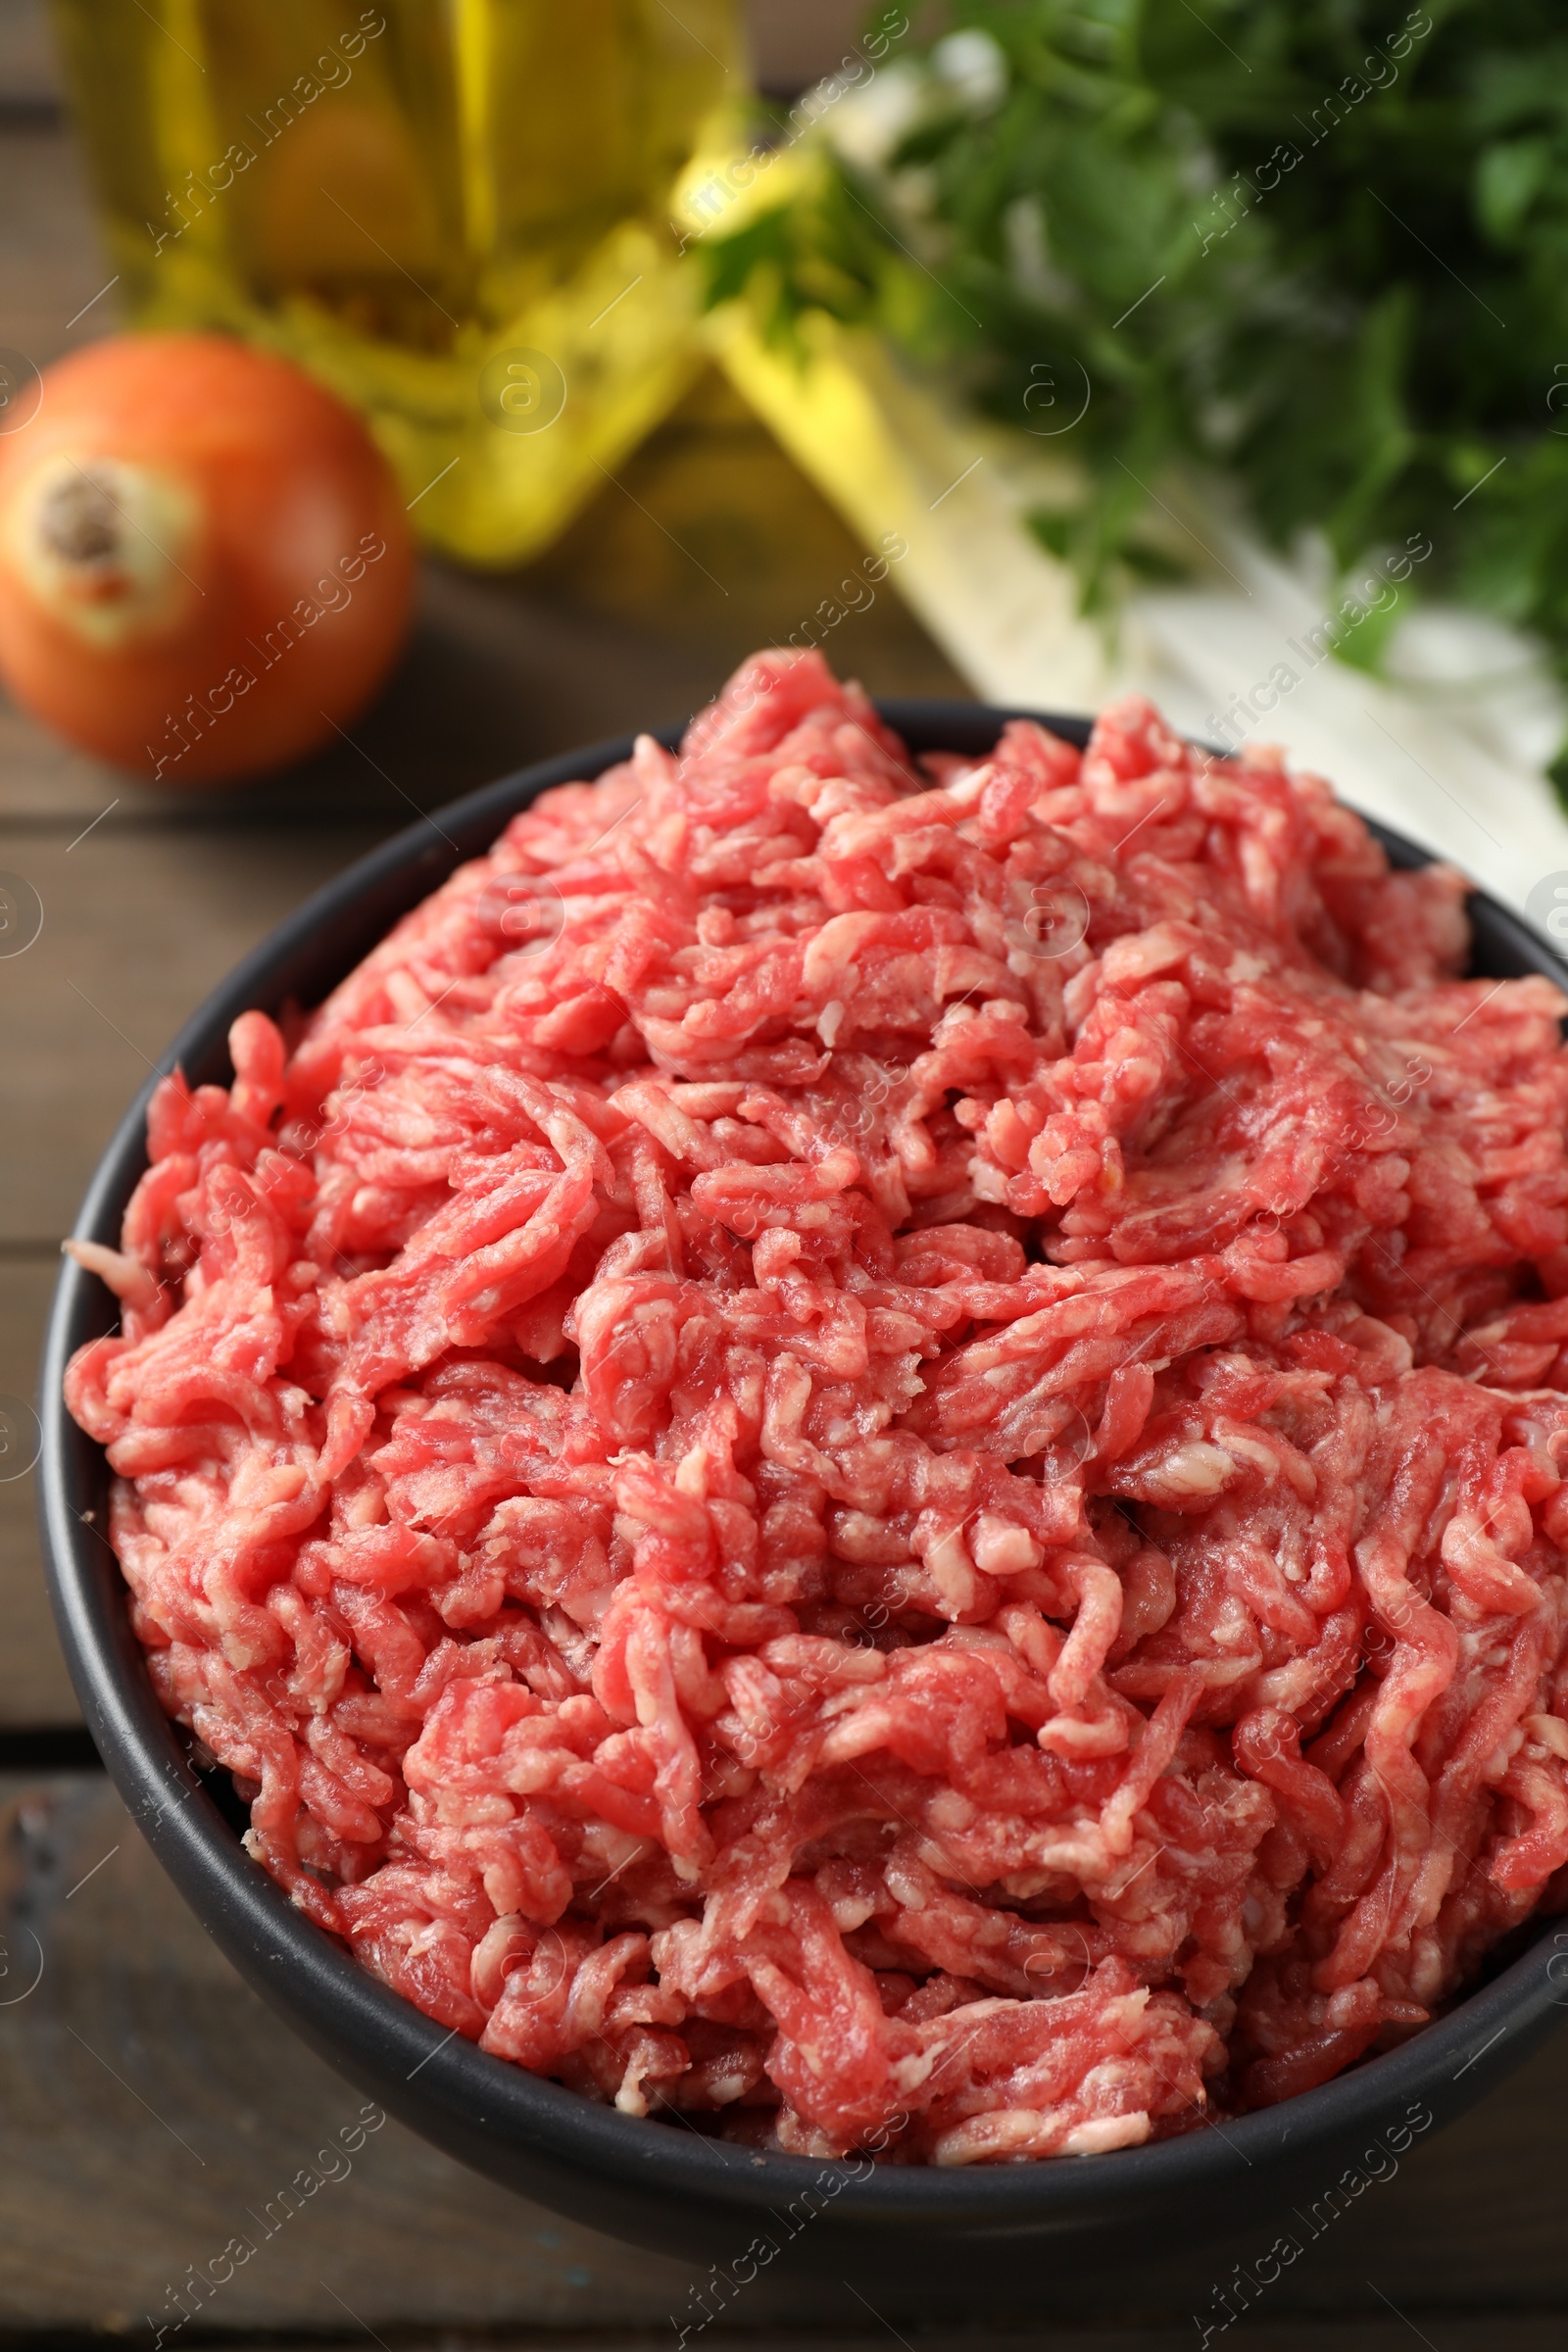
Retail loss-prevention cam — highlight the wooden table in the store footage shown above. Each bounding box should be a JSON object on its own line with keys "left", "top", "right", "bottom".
{"left": 1, "top": 9, "right": 1566, "bottom": 2344}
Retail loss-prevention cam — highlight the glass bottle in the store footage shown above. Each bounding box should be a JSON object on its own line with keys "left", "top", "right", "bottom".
{"left": 49, "top": 0, "right": 743, "bottom": 564}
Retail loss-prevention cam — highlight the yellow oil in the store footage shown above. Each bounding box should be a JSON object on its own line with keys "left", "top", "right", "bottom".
{"left": 49, "top": 0, "right": 744, "bottom": 564}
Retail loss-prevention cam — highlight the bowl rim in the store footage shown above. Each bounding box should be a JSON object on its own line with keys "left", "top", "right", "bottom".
{"left": 36, "top": 695, "right": 1568, "bottom": 2230}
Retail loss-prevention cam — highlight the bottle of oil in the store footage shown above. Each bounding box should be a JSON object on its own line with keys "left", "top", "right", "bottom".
{"left": 49, "top": 0, "right": 743, "bottom": 564}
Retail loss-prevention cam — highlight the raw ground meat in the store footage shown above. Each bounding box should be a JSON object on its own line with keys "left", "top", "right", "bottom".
{"left": 65, "top": 650, "right": 1568, "bottom": 2165}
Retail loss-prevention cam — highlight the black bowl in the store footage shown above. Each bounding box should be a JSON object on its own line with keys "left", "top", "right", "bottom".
{"left": 37, "top": 701, "right": 1568, "bottom": 2288}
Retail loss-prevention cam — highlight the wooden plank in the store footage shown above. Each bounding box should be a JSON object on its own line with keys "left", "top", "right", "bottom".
{"left": 0, "top": 1255, "right": 76, "bottom": 1723}
{"left": 0, "top": 0, "right": 60, "bottom": 108}
{"left": 0, "top": 122, "right": 107, "bottom": 358}
{"left": 1, "top": 1768, "right": 1566, "bottom": 2332}
{"left": 0, "top": 1772, "right": 695, "bottom": 2334}
{"left": 748, "top": 0, "right": 873, "bottom": 92}
{"left": 0, "top": 821, "right": 383, "bottom": 1244}
{"left": 127, "top": 2330, "right": 1568, "bottom": 2352}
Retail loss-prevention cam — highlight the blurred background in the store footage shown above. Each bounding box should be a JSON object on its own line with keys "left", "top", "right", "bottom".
{"left": 2, "top": 0, "right": 1568, "bottom": 2341}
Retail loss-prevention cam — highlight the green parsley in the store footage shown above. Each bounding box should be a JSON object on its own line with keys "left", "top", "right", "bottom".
{"left": 702, "top": 1, "right": 1568, "bottom": 784}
